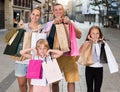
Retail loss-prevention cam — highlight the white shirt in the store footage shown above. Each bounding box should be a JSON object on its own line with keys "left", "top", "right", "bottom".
{"left": 89, "top": 43, "right": 103, "bottom": 68}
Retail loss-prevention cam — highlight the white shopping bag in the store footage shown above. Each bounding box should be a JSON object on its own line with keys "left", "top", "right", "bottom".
{"left": 31, "top": 32, "right": 47, "bottom": 48}
{"left": 104, "top": 42, "right": 119, "bottom": 73}
{"left": 42, "top": 57, "right": 63, "bottom": 84}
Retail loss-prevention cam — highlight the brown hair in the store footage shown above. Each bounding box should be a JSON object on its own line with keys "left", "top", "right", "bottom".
{"left": 36, "top": 39, "right": 49, "bottom": 50}
{"left": 53, "top": 3, "right": 64, "bottom": 11}
{"left": 86, "top": 26, "right": 104, "bottom": 41}
{"left": 31, "top": 7, "right": 42, "bottom": 17}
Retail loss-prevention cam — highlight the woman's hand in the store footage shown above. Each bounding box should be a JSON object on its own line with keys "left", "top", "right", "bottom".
{"left": 37, "top": 24, "right": 43, "bottom": 32}
{"left": 54, "top": 16, "right": 71, "bottom": 24}
{"left": 54, "top": 18, "right": 62, "bottom": 24}
{"left": 63, "top": 16, "right": 71, "bottom": 24}
{"left": 18, "top": 20, "right": 25, "bottom": 28}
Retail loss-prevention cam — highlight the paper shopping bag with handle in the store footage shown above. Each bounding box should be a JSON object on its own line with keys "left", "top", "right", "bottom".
{"left": 26, "top": 59, "right": 43, "bottom": 79}
{"left": 42, "top": 56, "right": 63, "bottom": 84}
{"left": 69, "top": 23, "right": 79, "bottom": 56}
{"left": 77, "top": 41, "right": 94, "bottom": 66}
{"left": 55, "top": 24, "right": 70, "bottom": 52}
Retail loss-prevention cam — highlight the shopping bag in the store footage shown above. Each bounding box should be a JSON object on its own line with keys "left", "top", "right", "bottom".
{"left": 15, "top": 32, "right": 25, "bottom": 57}
{"left": 23, "top": 32, "right": 32, "bottom": 50}
{"left": 104, "top": 42, "right": 119, "bottom": 73}
{"left": 31, "top": 32, "right": 47, "bottom": 48}
{"left": 77, "top": 41, "right": 94, "bottom": 66}
{"left": 3, "top": 29, "right": 25, "bottom": 55}
{"left": 47, "top": 24, "right": 56, "bottom": 49}
{"left": 55, "top": 24, "right": 70, "bottom": 52}
{"left": 53, "top": 32, "right": 60, "bottom": 50}
{"left": 3, "top": 28, "right": 18, "bottom": 44}
{"left": 42, "top": 57, "right": 63, "bottom": 84}
{"left": 9, "top": 32, "right": 27, "bottom": 61}
{"left": 100, "top": 43, "right": 107, "bottom": 64}
{"left": 8, "top": 31, "right": 19, "bottom": 45}
{"left": 69, "top": 23, "right": 79, "bottom": 56}
{"left": 64, "top": 24, "right": 70, "bottom": 46}
{"left": 73, "top": 21, "right": 82, "bottom": 39}
{"left": 26, "top": 59, "right": 43, "bottom": 79}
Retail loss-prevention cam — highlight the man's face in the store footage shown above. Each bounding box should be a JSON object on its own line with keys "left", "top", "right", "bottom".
{"left": 53, "top": 5, "right": 64, "bottom": 18}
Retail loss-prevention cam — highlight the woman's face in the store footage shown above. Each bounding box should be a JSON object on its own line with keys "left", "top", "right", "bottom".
{"left": 30, "top": 9, "right": 41, "bottom": 23}
{"left": 37, "top": 44, "right": 48, "bottom": 57}
{"left": 53, "top": 5, "right": 64, "bottom": 18}
{"left": 90, "top": 28, "right": 100, "bottom": 40}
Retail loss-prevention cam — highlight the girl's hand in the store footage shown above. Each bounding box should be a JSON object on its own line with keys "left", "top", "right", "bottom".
{"left": 88, "top": 35, "right": 93, "bottom": 41}
{"left": 98, "top": 36, "right": 105, "bottom": 43}
{"left": 88, "top": 35, "right": 98, "bottom": 43}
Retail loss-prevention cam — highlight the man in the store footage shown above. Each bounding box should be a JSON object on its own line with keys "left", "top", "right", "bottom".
{"left": 45, "top": 3, "right": 82, "bottom": 92}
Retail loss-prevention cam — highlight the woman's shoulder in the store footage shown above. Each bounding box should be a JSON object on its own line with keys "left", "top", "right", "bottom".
{"left": 45, "top": 21, "right": 54, "bottom": 25}
{"left": 24, "top": 23, "right": 29, "bottom": 28}
{"left": 44, "top": 21, "right": 54, "bottom": 32}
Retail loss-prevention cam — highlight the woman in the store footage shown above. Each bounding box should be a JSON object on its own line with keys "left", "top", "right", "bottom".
{"left": 15, "top": 7, "right": 42, "bottom": 92}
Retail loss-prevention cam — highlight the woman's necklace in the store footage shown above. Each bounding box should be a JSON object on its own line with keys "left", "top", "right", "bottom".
{"left": 29, "top": 23, "right": 39, "bottom": 32}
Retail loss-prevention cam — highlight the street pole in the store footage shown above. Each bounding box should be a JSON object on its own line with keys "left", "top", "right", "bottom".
{"left": 47, "top": 0, "right": 50, "bottom": 21}
{"left": 31, "top": 0, "right": 33, "bottom": 11}
{"left": 118, "top": 0, "right": 120, "bottom": 29}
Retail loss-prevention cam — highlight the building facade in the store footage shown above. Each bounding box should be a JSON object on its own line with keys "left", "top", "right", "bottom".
{"left": 0, "top": 0, "right": 4, "bottom": 29}
{"left": 0, "top": 0, "right": 43, "bottom": 29}
{"left": 0, "top": 0, "right": 32, "bottom": 29}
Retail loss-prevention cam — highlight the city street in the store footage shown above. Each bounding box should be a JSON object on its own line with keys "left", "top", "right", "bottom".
{"left": 0, "top": 22, "right": 120, "bottom": 92}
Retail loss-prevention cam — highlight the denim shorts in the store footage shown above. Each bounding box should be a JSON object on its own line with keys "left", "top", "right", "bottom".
{"left": 15, "top": 63, "right": 28, "bottom": 77}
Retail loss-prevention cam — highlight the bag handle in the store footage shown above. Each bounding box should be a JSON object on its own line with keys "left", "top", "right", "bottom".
{"left": 31, "top": 49, "right": 39, "bottom": 60}
{"left": 45, "top": 55, "right": 52, "bottom": 63}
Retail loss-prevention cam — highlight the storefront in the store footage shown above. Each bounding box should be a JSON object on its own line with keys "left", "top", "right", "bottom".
{"left": 13, "top": 10, "right": 20, "bottom": 27}
{"left": 0, "top": 0, "right": 4, "bottom": 29}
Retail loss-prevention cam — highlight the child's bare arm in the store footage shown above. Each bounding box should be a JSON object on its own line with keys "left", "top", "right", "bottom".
{"left": 20, "top": 48, "right": 36, "bottom": 59}
{"left": 46, "top": 49, "right": 63, "bottom": 58}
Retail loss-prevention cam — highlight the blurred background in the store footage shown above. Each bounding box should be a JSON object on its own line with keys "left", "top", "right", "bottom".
{"left": 0, "top": 0, "right": 120, "bottom": 29}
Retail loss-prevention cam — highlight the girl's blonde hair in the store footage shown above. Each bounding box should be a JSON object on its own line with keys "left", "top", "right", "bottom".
{"left": 36, "top": 39, "right": 49, "bottom": 50}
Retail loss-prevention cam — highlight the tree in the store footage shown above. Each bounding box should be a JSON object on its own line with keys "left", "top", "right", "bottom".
{"left": 90, "top": 0, "right": 119, "bottom": 26}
